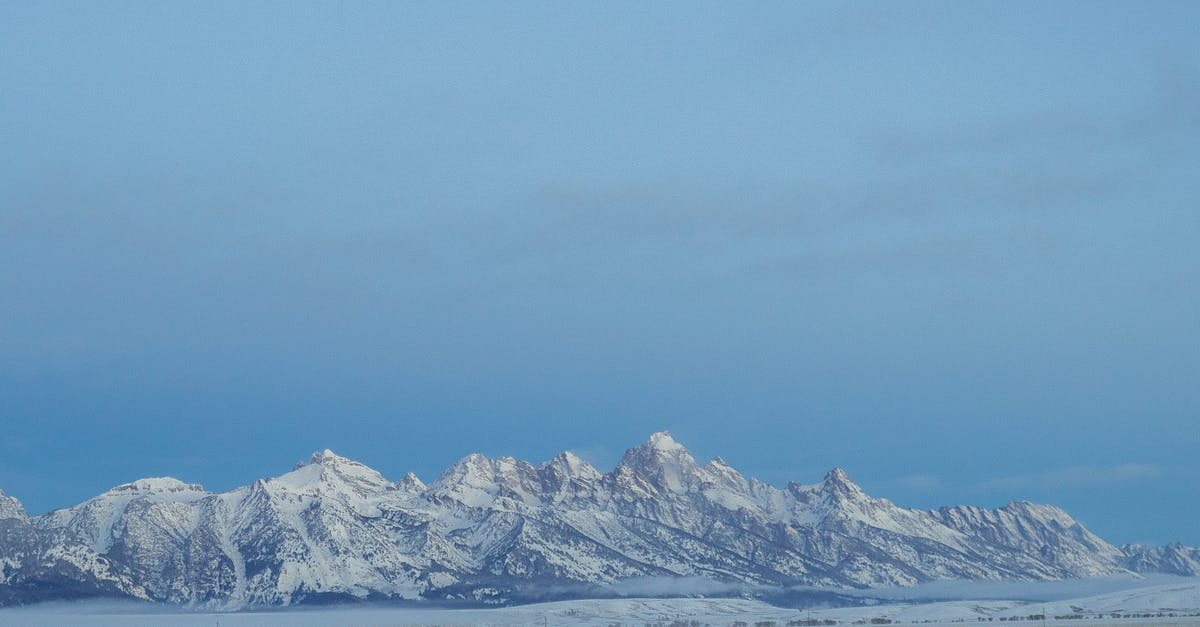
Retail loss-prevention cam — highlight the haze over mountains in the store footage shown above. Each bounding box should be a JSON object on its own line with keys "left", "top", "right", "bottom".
{"left": 1, "top": 433, "right": 1197, "bottom": 608}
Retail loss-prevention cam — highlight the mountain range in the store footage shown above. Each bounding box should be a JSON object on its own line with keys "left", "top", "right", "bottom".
{"left": 1, "top": 432, "right": 1197, "bottom": 608}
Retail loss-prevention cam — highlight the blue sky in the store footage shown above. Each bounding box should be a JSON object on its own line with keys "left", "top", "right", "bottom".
{"left": 1, "top": 2, "right": 1197, "bottom": 545}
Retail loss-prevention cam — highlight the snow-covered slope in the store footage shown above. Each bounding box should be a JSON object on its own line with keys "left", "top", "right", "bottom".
{"left": 2, "top": 432, "right": 1196, "bottom": 607}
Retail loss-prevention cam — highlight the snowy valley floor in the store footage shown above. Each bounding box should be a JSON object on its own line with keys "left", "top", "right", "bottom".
{"left": 4, "top": 581, "right": 1200, "bottom": 626}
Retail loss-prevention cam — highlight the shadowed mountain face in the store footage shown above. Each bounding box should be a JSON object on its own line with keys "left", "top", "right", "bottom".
{"left": 1, "top": 434, "right": 1195, "bottom": 608}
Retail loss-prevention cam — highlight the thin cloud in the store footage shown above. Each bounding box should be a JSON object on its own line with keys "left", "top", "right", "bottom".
{"left": 498, "top": 162, "right": 1114, "bottom": 288}
{"left": 870, "top": 60, "right": 1200, "bottom": 163}
{"left": 977, "top": 463, "right": 1163, "bottom": 492}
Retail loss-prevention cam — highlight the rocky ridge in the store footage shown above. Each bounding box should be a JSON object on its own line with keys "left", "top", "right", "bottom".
{"left": 0, "top": 433, "right": 1195, "bottom": 608}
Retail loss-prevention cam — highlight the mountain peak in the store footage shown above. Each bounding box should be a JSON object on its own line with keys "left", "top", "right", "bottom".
{"left": 396, "top": 471, "right": 427, "bottom": 493}
{"left": 0, "top": 489, "right": 29, "bottom": 522}
{"left": 815, "top": 467, "right": 869, "bottom": 502}
{"left": 556, "top": 450, "right": 585, "bottom": 465}
{"left": 275, "top": 450, "right": 391, "bottom": 496}
{"left": 612, "top": 431, "right": 700, "bottom": 495}
{"left": 105, "top": 477, "right": 205, "bottom": 495}
{"left": 621, "top": 431, "right": 696, "bottom": 463}
{"left": 308, "top": 449, "right": 351, "bottom": 465}
{"left": 824, "top": 467, "right": 854, "bottom": 484}
{"left": 429, "top": 453, "right": 501, "bottom": 504}
{"left": 700, "top": 456, "right": 750, "bottom": 494}
{"left": 647, "top": 431, "right": 684, "bottom": 451}
{"left": 301, "top": 449, "right": 386, "bottom": 476}
{"left": 541, "top": 451, "right": 601, "bottom": 480}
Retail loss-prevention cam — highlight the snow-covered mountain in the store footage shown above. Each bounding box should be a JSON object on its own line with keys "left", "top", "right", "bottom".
{"left": 0, "top": 433, "right": 1195, "bottom": 608}
{"left": 0, "top": 489, "right": 149, "bottom": 606}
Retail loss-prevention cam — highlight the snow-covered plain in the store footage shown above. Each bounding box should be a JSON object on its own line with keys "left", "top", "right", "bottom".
{"left": 4, "top": 581, "right": 1200, "bottom": 626}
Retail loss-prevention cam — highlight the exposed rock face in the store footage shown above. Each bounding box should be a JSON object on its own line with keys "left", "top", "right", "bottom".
{"left": 1, "top": 433, "right": 1195, "bottom": 607}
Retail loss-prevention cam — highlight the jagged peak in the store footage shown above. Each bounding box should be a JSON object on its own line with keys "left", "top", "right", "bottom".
{"left": 541, "top": 450, "right": 601, "bottom": 479}
{"left": 452, "top": 452, "right": 493, "bottom": 471}
{"left": 699, "top": 456, "right": 752, "bottom": 496}
{"left": 784, "top": 467, "right": 868, "bottom": 505}
{"left": 819, "top": 467, "right": 869, "bottom": 499}
{"left": 819, "top": 467, "right": 862, "bottom": 489}
{"left": 612, "top": 431, "right": 700, "bottom": 495}
{"left": 495, "top": 455, "right": 537, "bottom": 474}
{"left": 458, "top": 452, "right": 491, "bottom": 465}
{"left": 105, "top": 477, "right": 206, "bottom": 495}
{"left": 396, "top": 471, "right": 427, "bottom": 492}
{"left": 554, "top": 450, "right": 586, "bottom": 465}
{"left": 0, "top": 489, "right": 29, "bottom": 521}
{"left": 542, "top": 449, "right": 604, "bottom": 482}
{"left": 618, "top": 432, "right": 695, "bottom": 463}
{"left": 823, "top": 467, "right": 853, "bottom": 484}
{"left": 702, "top": 456, "right": 744, "bottom": 478}
{"left": 430, "top": 452, "right": 496, "bottom": 490}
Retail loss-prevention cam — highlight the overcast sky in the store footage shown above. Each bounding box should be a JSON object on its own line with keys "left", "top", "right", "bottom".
{"left": 1, "top": 1, "right": 1197, "bottom": 545}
